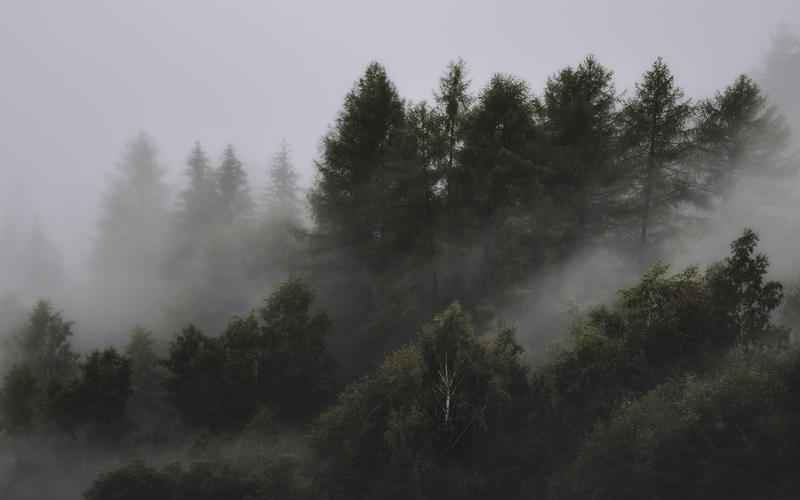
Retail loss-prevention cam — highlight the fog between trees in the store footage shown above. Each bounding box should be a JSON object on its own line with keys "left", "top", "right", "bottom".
{"left": 2, "top": 13, "right": 800, "bottom": 500}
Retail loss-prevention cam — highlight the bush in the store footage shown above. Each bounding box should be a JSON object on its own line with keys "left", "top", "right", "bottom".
{"left": 523, "top": 229, "right": 786, "bottom": 496}
{"left": 552, "top": 347, "right": 800, "bottom": 500}
{"left": 84, "top": 459, "right": 308, "bottom": 500}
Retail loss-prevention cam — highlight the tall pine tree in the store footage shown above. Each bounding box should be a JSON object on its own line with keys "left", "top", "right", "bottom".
{"left": 310, "top": 62, "right": 406, "bottom": 271}
{"left": 265, "top": 140, "right": 301, "bottom": 225}
{"left": 696, "top": 74, "right": 791, "bottom": 195}
{"left": 540, "top": 55, "right": 620, "bottom": 245}
{"left": 218, "top": 144, "right": 252, "bottom": 223}
{"left": 435, "top": 59, "right": 472, "bottom": 189}
{"left": 620, "top": 58, "right": 694, "bottom": 249}
{"left": 182, "top": 142, "right": 219, "bottom": 226}
{"left": 458, "top": 74, "right": 539, "bottom": 297}
{"left": 92, "top": 132, "right": 170, "bottom": 331}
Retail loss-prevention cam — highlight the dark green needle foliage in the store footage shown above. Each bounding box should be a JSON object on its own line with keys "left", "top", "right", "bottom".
{"left": 164, "top": 279, "right": 334, "bottom": 430}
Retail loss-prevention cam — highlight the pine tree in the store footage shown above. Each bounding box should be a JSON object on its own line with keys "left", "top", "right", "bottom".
{"left": 92, "top": 132, "right": 170, "bottom": 331}
{"left": 460, "top": 74, "right": 539, "bottom": 224}
{"left": 402, "top": 100, "right": 448, "bottom": 311}
{"left": 434, "top": 59, "right": 472, "bottom": 184}
{"left": 125, "top": 326, "right": 162, "bottom": 399}
{"left": 309, "top": 61, "right": 406, "bottom": 270}
{"left": 182, "top": 141, "right": 218, "bottom": 226}
{"left": 540, "top": 55, "right": 620, "bottom": 244}
{"left": 217, "top": 144, "right": 252, "bottom": 223}
{"left": 15, "top": 300, "right": 78, "bottom": 388}
{"left": 621, "top": 58, "right": 694, "bottom": 248}
{"left": 696, "top": 74, "right": 791, "bottom": 195}
{"left": 265, "top": 140, "right": 300, "bottom": 224}
{"left": 457, "top": 74, "right": 539, "bottom": 296}
{"left": 167, "top": 142, "right": 218, "bottom": 279}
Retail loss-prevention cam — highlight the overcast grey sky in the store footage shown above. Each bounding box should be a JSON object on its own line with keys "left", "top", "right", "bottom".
{"left": 1, "top": 0, "right": 798, "bottom": 271}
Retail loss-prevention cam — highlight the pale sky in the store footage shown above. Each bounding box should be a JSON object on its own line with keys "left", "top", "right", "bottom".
{"left": 1, "top": 0, "right": 798, "bottom": 272}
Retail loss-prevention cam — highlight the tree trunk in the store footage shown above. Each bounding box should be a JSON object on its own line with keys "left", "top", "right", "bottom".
{"left": 640, "top": 158, "right": 653, "bottom": 248}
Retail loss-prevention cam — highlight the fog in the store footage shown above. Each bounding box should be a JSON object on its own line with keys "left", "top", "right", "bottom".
{"left": 2, "top": 2, "right": 800, "bottom": 499}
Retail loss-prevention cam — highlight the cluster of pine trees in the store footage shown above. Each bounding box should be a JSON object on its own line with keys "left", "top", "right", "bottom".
{"left": 306, "top": 54, "right": 792, "bottom": 377}
{"left": 85, "top": 135, "right": 304, "bottom": 337}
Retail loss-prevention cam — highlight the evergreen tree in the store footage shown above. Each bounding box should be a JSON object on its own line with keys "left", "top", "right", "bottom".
{"left": 166, "top": 142, "right": 218, "bottom": 279}
{"left": 0, "top": 364, "right": 38, "bottom": 432}
{"left": 46, "top": 347, "right": 133, "bottom": 442}
{"left": 218, "top": 144, "right": 252, "bottom": 223}
{"left": 434, "top": 59, "right": 472, "bottom": 186}
{"left": 125, "top": 326, "right": 167, "bottom": 420}
{"left": 75, "top": 347, "right": 133, "bottom": 441}
{"left": 401, "top": 100, "right": 449, "bottom": 311}
{"left": 459, "top": 74, "right": 539, "bottom": 226}
{"left": 457, "top": 74, "right": 539, "bottom": 298}
{"left": 309, "top": 61, "right": 406, "bottom": 270}
{"left": 265, "top": 140, "right": 301, "bottom": 224}
{"left": 164, "top": 325, "right": 228, "bottom": 430}
{"left": 257, "top": 279, "right": 334, "bottom": 419}
{"left": 182, "top": 141, "right": 219, "bottom": 227}
{"left": 696, "top": 74, "right": 791, "bottom": 195}
{"left": 260, "top": 141, "right": 304, "bottom": 277}
{"left": 620, "top": 58, "right": 694, "bottom": 248}
{"left": 540, "top": 55, "right": 620, "bottom": 244}
{"left": 92, "top": 132, "right": 170, "bottom": 330}
{"left": 15, "top": 300, "right": 78, "bottom": 388}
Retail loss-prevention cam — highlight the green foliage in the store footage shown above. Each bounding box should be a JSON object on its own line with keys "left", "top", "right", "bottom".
{"left": 525, "top": 229, "right": 785, "bottom": 495}
{"left": 697, "top": 75, "right": 790, "bottom": 193}
{"left": 15, "top": 300, "right": 78, "bottom": 387}
{"left": 0, "top": 300, "right": 80, "bottom": 434}
{"left": 553, "top": 347, "right": 800, "bottom": 500}
{"left": 47, "top": 347, "right": 132, "bottom": 442}
{"left": 705, "top": 228, "right": 786, "bottom": 346}
{"left": 258, "top": 279, "right": 335, "bottom": 418}
{"left": 435, "top": 58, "right": 472, "bottom": 177}
{"left": 126, "top": 326, "right": 164, "bottom": 398}
{"left": 620, "top": 57, "right": 695, "bottom": 245}
{"left": 163, "top": 324, "right": 228, "bottom": 430}
{"left": 459, "top": 73, "right": 539, "bottom": 220}
{"left": 0, "top": 302, "right": 137, "bottom": 438}
{"left": 84, "top": 461, "right": 173, "bottom": 500}
{"left": 540, "top": 55, "right": 620, "bottom": 242}
{"left": 78, "top": 348, "right": 133, "bottom": 439}
{"left": 0, "top": 364, "right": 38, "bottom": 432}
{"left": 164, "top": 280, "right": 334, "bottom": 429}
{"left": 313, "top": 303, "right": 529, "bottom": 499}
{"left": 84, "top": 459, "right": 310, "bottom": 500}
{"left": 310, "top": 61, "right": 406, "bottom": 270}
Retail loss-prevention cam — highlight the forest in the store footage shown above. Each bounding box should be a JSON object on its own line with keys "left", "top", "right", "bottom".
{"left": 2, "top": 23, "right": 800, "bottom": 500}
